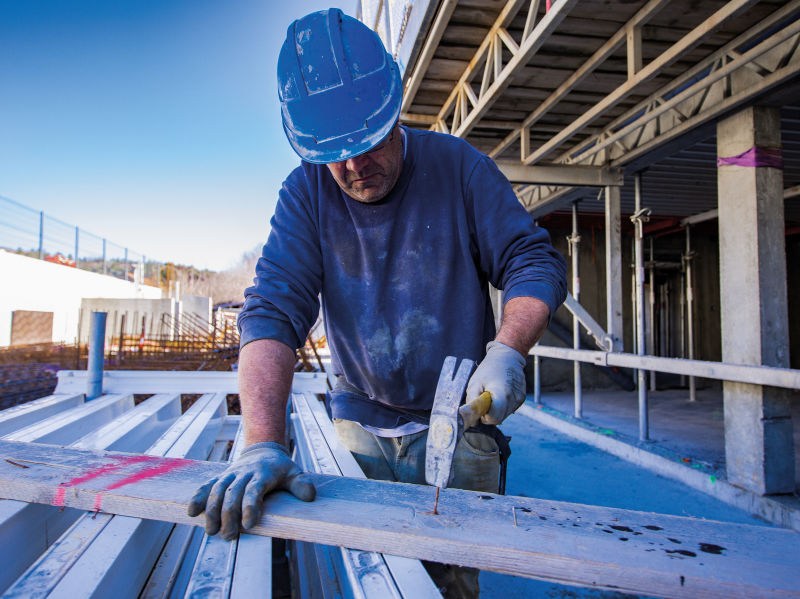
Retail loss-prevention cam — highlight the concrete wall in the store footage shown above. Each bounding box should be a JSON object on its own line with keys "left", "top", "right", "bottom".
{"left": 78, "top": 295, "right": 213, "bottom": 344}
{"left": 181, "top": 294, "right": 212, "bottom": 330}
{"left": 0, "top": 250, "right": 161, "bottom": 347}
{"left": 79, "top": 298, "right": 178, "bottom": 344}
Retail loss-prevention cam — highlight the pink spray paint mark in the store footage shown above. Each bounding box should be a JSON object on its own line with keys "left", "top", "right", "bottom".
{"left": 51, "top": 454, "right": 163, "bottom": 507}
{"left": 103, "top": 459, "right": 190, "bottom": 491}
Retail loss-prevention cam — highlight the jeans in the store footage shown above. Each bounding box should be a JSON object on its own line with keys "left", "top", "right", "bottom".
{"left": 333, "top": 418, "right": 500, "bottom": 599}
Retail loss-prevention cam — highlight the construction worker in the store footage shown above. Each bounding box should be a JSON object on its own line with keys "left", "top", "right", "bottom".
{"left": 189, "top": 8, "right": 566, "bottom": 598}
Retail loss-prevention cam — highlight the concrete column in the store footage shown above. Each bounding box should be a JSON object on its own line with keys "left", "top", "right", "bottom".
{"left": 605, "top": 186, "right": 624, "bottom": 351}
{"left": 717, "top": 105, "right": 794, "bottom": 495}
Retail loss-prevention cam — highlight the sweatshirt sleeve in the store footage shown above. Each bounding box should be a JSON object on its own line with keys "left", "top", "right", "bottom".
{"left": 237, "top": 169, "right": 323, "bottom": 350}
{"left": 466, "top": 155, "right": 568, "bottom": 317}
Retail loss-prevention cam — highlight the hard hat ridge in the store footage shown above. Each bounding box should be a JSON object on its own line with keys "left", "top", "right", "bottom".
{"left": 277, "top": 8, "right": 402, "bottom": 164}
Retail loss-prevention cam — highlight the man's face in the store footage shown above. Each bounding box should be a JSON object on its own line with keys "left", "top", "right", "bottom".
{"left": 326, "top": 124, "right": 403, "bottom": 203}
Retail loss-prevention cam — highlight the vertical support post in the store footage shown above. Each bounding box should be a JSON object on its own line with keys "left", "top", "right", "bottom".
{"left": 38, "top": 211, "right": 44, "bottom": 260}
{"left": 75, "top": 226, "right": 79, "bottom": 267}
{"left": 679, "top": 260, "right": 687, "bottom": 387}
{"left": 533, "top": 355, "right": 541, "bottom": 405}
{"left": 717, "top": 105, "right": 794, "bottom": 494}
{"left": 648, "top": 238, "right": 656, "bottom": 390}
{"left": 124, "top": 248, "right": 129, "bottom": 281}
{"left": 568, "top": 202, "right": 582, "bottom": 418}
{"left": 685, "top": 226, "right": 696, "bottom": 402}
{"left": 102, "top": 238, "right": 107, "bottom": 274}
{"left": 86, "top": 312, "right": 107, "bottom": 400}
{"left": 118, "top": 313, "right": 127, "bottom": 365}
{"left": 632, "top": 174, "right": 650, "bottom": 441}
{"left": 604, "top": 186, "right": 623, "bottom": 351}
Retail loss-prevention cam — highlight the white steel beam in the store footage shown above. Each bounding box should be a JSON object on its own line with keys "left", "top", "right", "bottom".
{"left": 3, "top": 394, "right": 226, "bottom": 599}
{"left": 55, "top": 370, "right": 328, "bottom": 395}
{"left": 525, "top": 0, "right": 761, "bottom": 165}
{"left": 490, "top": 0, "right": 672, "bottom": 159}
{"left": 0, "top": 394, "right": 180, "bottom": 594}
{"left": 529, "top": 345, "right": 800, "bottom": 389}
{"left": 292, "top": 391, "right": 441, "bottom": 598}
{"left": 441, "top": 0, "right": 579, "bottom": 139}
{"left": 496, "top": 161, "right": 623, "bottom": 186}
{"left": 562, "top": 294, "right": 613, "bottom": 351}
{"left": 400, "top": 0, "right": 458, "bottom": 112}
{"left": 0, "top": 394, "right": 83, "bottom": 437}
{"left": 6, "top": 394, "right": 133, "bottom": 445}
{"left": 528, "top": 3, "right": 800, "bottom": 208}
{"left": 582, "top": 15, "right": 800, "bottom": 166}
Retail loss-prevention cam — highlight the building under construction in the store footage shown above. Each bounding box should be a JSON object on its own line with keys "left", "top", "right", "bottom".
{"left": 0, "top": 1, "right": 798, "bottom": 597}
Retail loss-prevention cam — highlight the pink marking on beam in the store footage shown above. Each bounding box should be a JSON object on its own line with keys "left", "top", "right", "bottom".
{"left": 64, "top": 455, "right": 153, "bottom": 488}
{"left": 54, "top": 487, "right": 66, "bottom": 507}
{"left": 93, "top": 494, "right": 103, "bottom": 511}
{"left": 103, "top": 459, "right": 190, "bottom": 492}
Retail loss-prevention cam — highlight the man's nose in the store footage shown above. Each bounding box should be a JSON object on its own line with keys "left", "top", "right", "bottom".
{"left": 345, "top": 153, "right": 372, "bottom": 173}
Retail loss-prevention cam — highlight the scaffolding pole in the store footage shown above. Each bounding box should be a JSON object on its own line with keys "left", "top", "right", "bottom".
{"left": 632, "top": 173, "right": 651, "bottom": 440}
{"left": 685, "top": 225, "right": 697, "bottom": 402}
{"left": 568, "top": 201, "right": 582, "bottom": 418}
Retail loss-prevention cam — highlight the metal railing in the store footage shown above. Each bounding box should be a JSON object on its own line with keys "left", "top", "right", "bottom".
{"left": 0, "top": 195, "right": 162, "bottom": 286}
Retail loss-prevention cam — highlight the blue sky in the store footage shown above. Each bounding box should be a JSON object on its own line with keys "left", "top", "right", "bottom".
{"left": 0, "top": 1, "right": 351, "bottom": 271}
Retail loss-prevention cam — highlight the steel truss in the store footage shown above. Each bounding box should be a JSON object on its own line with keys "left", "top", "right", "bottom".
{"left": 518, "top": 1, "right": 800, "bottom": 211}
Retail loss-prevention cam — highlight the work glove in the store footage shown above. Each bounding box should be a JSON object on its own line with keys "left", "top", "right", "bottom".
{"left": 466, "top": 341, "right": 527, "bottom": 425}
{"left": 187, "top": 441, "right": 315, "bottom": 541}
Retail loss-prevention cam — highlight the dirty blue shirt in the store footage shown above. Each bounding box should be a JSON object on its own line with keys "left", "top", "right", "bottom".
{"left": 238, "top": 127, "right": 567, "bottom": 429}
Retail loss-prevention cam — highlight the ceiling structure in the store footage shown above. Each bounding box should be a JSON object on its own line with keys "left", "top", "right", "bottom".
{"left": 392, "top": 0, "right": 800, "bottom": 225}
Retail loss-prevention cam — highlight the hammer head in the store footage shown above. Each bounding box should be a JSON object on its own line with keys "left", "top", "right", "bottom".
{"left": 425, "top": 356, "right": 476, "bottom": 489}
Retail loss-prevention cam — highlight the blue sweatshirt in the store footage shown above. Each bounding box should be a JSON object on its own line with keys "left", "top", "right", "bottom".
{"left": 239, "top": 127, "right": 567, "bottom": 428}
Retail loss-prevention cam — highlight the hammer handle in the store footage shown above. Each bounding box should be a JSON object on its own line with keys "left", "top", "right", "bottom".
{"left": 458, "top": 391, "right": 492, "bottom": 430}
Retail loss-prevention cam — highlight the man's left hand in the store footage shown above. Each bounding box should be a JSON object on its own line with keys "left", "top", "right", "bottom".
{"left": 466, "top": 341, "right": 526, "bottom": 425}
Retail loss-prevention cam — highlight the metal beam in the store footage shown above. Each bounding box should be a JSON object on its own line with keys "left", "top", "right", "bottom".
{"left": 489, "top": 0, "right": 671, "bottom": 159}
{"left": 525, "top": 0, "right": 761, "bottom": 164}
{"left": 452, "top": 0, "right": 578, "bottom": 139}
{"left": 400, "top": 0, "right": 458, "bottom": 113}
{"left": 680, "top": 209, "right": 719, "bottom": 227}
{"left": 564, "top": 2, "right": 800, "bottom": 167}
{"left": 562, "top": 294, "right": 613, "bottom": 351}
{"left": 531, "top": 4, "right": 800, "bottom": 209}
{"left": 530, "top": 345, "right": 800, "bottom": 390}
{"left": 496, "top": 161, "right": 623, "bottom": 186}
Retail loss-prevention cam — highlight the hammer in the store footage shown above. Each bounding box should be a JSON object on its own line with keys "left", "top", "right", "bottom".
{"left": 424, "top": 356, "right": 493, "bottom": 514}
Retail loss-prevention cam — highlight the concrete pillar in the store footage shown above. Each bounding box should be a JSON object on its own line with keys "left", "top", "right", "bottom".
{"left": 605, "top": 186, "right": 624, "bottom": 351}
{"left": 717, "top": 105, "right": 794, "bottom": 495}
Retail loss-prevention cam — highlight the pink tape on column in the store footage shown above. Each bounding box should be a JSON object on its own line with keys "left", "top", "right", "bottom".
{"left": 717, "top": 147, "right": 783, "bottom": 168}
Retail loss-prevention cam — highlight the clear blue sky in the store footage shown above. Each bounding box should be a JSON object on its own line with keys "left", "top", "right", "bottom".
{"left": 0, "top": 1, "right": 352, "bottom": 271}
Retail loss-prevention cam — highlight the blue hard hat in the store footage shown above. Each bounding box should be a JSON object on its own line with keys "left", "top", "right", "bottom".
{"left": 277, "top": 8, "right": 402, "bottom": 164}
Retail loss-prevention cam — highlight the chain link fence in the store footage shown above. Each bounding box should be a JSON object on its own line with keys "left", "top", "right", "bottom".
{"left": 0, "top": 195, "right": 163, "bottom": 287}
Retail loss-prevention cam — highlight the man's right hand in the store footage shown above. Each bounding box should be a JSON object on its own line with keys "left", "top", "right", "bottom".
{"left": 187, "top": 441, "right": 316, "bottom": 541}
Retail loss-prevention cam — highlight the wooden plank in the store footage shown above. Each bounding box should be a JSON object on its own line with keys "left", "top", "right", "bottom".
{"left": 0, "top": 394, "right": 84, "bottom": 438}
{"left": 54, "top": 370, "right": 327, "bottom": 395}
{"left": 0, "top": 441, "right": 797, "bottom": 599}
{"left": 2, "top": 395, "right": 226, "bottom": 598}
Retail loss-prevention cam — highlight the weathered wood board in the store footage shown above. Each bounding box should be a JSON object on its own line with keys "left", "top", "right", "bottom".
{"left": 0, "top": 441, "right": 797, "bottom": 599}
